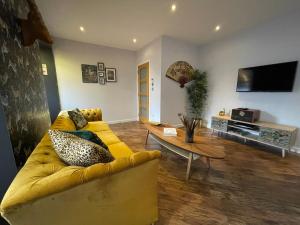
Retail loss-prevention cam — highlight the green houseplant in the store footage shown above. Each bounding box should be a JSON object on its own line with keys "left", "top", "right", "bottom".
{"left": 186, "top": 70, "right": 208, "bottom": 123}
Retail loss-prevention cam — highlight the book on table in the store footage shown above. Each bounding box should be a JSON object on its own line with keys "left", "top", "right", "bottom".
{"left": 163, "top": 128, "right": 177, "bottom": 136}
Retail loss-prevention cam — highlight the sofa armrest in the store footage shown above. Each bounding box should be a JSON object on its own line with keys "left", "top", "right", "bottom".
{"left": 80, "top": 108, "right": 102, "bottom": 121}
{"left": 1, "top": 155, "right": 160, "bottom": 225}
{"left": 0, "top": 150, "right": 161, "bottom": 214}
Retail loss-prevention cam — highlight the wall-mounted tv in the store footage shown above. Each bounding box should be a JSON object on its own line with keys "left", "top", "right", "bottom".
{"left": 236, "top": 61, "right": 298, "bottom": 92}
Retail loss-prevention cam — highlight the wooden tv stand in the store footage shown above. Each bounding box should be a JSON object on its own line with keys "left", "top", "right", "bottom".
{"left": 211, "top": 115, "right": 297, "bottom": 157}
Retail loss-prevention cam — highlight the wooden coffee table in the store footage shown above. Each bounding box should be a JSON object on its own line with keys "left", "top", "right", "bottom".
{"left": 144, "top": 123, "right": 225, "bottom": 180}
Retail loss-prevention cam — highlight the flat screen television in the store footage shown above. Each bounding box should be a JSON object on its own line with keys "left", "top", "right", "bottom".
{"left": 236, "top": 61, "right": 298, "bottom": 92}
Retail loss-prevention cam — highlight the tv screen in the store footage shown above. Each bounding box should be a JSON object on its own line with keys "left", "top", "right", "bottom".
{"left": 236, "top": 61, "right": 298, "bottom": 92}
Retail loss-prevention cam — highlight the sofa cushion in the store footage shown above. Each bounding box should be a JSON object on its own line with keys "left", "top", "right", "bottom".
{"left": 108, "top": 142, "right": 133, "bottom": 159}
{"left": 80, "top": 108, "right": 102, "bottom": 121}
{"left": 68, "top": 109, "right": 88, "bottom": 129}
{"left": 81, "top": 121, "right": 110, "bottom": 132}
{"left": 64, "top": 130, "right": 108, "bottom": 150}
{"left": 48, "top": 130, "right": 114, "bottom": 167}
{"left": 51, "top": 116, "right": 76, "bottom": 130}
{"left": 95, "top": 130, "right": 121, "bottom": 146}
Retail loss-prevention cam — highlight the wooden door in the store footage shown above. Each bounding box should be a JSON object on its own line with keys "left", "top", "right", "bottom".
{"left": 138, "top": 62, "right": 149, "bottom": 122}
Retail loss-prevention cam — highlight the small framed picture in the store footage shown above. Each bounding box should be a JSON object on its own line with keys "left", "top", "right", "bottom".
{"left": 106, "top": 68, "right": 117, "bottom": 82}
{"left": 97, "top": 62, "right": 105, "bottom": 71}
{"left": 98, "top": 71, "right": 105, "bottom": 77}
{"left": 99, "top": 77, "right": 106, "bottom": 85}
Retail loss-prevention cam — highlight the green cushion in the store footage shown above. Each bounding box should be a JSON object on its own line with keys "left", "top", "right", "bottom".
{"left": 64, "top": 130, "right": 108, "bottom": 150}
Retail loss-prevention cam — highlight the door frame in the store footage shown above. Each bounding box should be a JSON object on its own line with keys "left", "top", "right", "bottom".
{"left": 137, "top": 62, "right": 149, "bottom": 122}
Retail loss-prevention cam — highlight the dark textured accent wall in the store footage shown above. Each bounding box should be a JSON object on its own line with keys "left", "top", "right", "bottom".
{"left": 0, "top": 104, "right": 17, "bottom": 225}
{"left": 0, "top": 0, "right": 51, "bottom": 167}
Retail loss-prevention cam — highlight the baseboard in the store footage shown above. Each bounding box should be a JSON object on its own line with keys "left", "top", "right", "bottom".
{"left": 107, "top": 118, "right": 137, "bottom": 124}
{"left": 290, "top": 146, "right": 300, "bottom": 154}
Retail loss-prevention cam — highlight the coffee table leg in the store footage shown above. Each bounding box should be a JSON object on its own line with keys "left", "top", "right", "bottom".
{"left": 145, "top": 130, "right": 149, "bottom": 145}
{"left": 206, "top": 157, "right": 211, "bottom": 169}
{"left": 186, "top": 153, "right": 193, "bottom": 181}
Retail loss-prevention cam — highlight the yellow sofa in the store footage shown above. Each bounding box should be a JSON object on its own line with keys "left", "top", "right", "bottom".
{"left": 0, "top": 108, "right": 161, "bottom": 225}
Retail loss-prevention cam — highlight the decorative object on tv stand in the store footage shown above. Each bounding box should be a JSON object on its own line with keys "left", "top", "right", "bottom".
{"left": 166, "top": 61, "right": 194, "bottom": 88}
{"left": 178, "top": 113, "right": 200, "bottom": 143}
{"left": 231, "top": 108, "right": 260, "bottom": 123}
{"left": 106, "top": 68, "right": 117, "bottom": 82}
{"left": 97, "top": 62, "right": 105, "bottom": 71}
{"left": 81, "top": 64, "right": 98, "bottom": 83}
{"left": 186, "top": 70, "right": 208, "bottom": 128}
{"left": 219, "top": 108, "right": 225, "bottom": 116}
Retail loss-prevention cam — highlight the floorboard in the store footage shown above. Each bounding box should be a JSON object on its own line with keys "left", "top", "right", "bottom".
{"left": 110, "top": 122, "right": 300, "bottom": 225}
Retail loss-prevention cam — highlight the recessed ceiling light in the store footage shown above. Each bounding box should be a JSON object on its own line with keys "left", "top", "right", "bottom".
{"left": 133, "top": 38, "right": 137, "bottom": 43}
{"left": 215, "top": 25, "right": 221, "bottom": 31}
{"left": 79, "top": 26, "right": 85, "bottom": 32}
{"left": 171, "top": 4, "right": 176, "bottom": 12}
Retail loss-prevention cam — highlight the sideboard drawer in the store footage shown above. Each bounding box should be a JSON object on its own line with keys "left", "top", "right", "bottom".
{"left": 211, "top": 117, "right": 228, "bottom": 132}
{"left": 259, "top": 127, "right": 291, "bottom": 149}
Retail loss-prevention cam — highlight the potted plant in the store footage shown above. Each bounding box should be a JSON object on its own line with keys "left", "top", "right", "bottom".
{"left": 186, "top": 70, "right": 208, "bottom": 128}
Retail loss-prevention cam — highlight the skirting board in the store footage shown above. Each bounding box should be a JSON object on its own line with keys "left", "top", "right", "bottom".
{"left": 107, "top": 118, "right": 138, "bottom": 124}
{"left": 291, "top": 146, "right": 300, "bottom": 154}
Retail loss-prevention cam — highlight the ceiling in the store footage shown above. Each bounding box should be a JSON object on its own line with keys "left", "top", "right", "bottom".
{"left": 36, "top": 0, "right": 300, "bottom": 51}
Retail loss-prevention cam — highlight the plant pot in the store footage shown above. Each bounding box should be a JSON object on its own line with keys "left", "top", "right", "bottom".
{"left": 185, "top": 129, "right": 194, "bottom": 143}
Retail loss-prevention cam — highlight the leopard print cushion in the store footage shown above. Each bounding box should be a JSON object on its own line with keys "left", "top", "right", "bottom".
{"left": 68, "top": 109, "right": 88, "bottom": 130}
{"left": 48, "top": 130, "right": 114, "bottom": 167}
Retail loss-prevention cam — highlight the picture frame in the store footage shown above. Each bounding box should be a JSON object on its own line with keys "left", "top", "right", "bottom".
{"left": 106, "top": 68, "right": 117, "bottom": 82}
{"left": 97, "top": 62, "right": 105, "bottom": 71}
{"left": 98, "top": 71, "right": 105, "bottom": 77}
{"left": 98, "top": 77, "right": 106, "bottom": 85}
{"left": 81, "top": 64, "right": 98, "bottom": 83}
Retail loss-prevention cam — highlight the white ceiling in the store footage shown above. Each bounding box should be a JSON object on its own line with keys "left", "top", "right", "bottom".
{"left": 36, "top": 0, "right": 300, "bottom": 51}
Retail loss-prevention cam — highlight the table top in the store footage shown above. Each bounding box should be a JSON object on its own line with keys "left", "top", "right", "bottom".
{"left": 144, "top": 123, "right": 225, "bottom": 159}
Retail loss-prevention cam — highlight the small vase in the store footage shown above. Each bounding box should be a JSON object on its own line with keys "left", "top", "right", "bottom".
{"left": 185, "top": 129, "right": 194, "bottom": 143}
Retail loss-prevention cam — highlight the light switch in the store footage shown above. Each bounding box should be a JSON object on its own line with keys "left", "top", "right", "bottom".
{"left": 42, "top": 64, "right": 48, "bottom": 75}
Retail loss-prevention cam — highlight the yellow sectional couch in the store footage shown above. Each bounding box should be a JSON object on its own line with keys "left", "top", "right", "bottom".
{"left": 0, "top": 108, "right": 161, "bottom": 225}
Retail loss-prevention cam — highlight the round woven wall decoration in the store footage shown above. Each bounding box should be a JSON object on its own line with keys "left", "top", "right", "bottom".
{"left": 166, "top": 61, "right": 194, "bottom": 87}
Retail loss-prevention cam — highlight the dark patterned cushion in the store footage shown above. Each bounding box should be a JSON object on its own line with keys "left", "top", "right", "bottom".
{"left": 63, "top": 130, "right": 108, "bottom": 150}
{"left": 48, "top": 130, "right": 114, "bottom": 167}
{"left": 68, "top": 109, "right": 88, "bottom": 129}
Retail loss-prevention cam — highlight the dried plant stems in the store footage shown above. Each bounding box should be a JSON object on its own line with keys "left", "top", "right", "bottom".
{"left": 178, "top": 113, "right": 200, "bottom": 133}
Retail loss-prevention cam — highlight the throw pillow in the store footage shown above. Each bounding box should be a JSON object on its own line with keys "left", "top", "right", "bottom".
{"left": 64, "top": 130, "right": 108, "bottom": 150}
{"left": 68, "top": 109, "right": 88, "bottom": 129}
{"left": 48, "top": 130, "right": 114, "bottom": 167}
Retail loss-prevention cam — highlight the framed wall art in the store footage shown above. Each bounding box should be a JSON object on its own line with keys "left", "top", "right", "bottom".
{"left": 81, "top": 64, "right": 98, "bottom": 83}
{"left": 98, "top": 71, "right": 105, "bottom": 77}
{"left": 97, "top": 62, "right": 105, "bottom": 71}
{"left": 106, "top": 68, "right": 117, "bottom": 82}
{"left": 99, "top": 77, "right": 106, "bottom": 85}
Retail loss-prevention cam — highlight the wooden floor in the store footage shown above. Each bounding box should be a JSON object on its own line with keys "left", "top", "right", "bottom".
{"left": 110, "top": 122, "right": 300, "bottom": 225}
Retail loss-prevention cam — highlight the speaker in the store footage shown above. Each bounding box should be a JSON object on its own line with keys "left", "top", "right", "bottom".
{"left": 231, "top": 108, "right": 260, "bottom": 123}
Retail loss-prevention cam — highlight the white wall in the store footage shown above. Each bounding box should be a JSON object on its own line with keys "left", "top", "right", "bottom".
{"left": 53, "top": 38, "right": 137, "bottom": 123}
{"left": 161, "top": 36, "right": 201, "bottom": 125}
{"left": 136, "top": 36, "right": 201, "bottom": 124}
{"left": 198, "top": 12, "right": 300, "bottom": 149}
{"left": 136, "top": 37, "right": 162, "bottom": 122}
